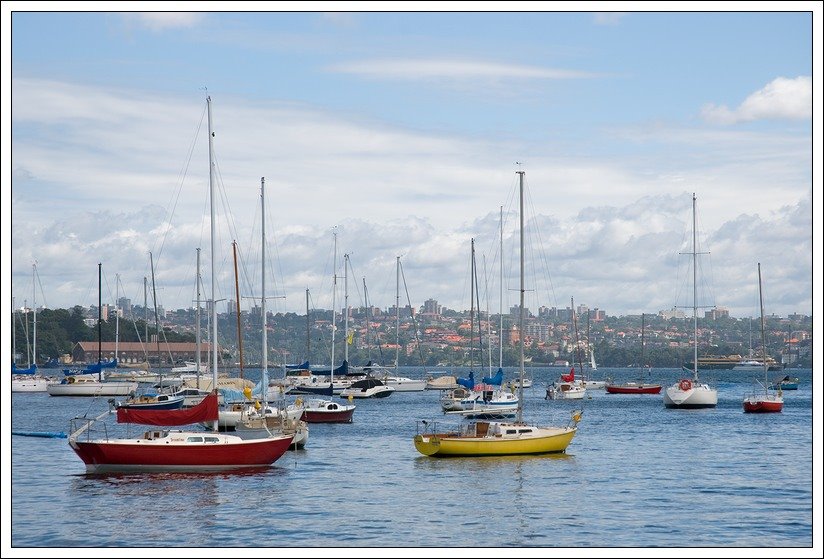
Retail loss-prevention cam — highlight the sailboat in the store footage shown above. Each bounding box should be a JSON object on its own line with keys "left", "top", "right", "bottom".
{"left": 581, "top": 312, "right": 606, "bottom": 389}
{"left": 47, "top": 264, "right": 138, "bottom": 397}
{"left": 439, "top": 238, "right": 518, "bottom": 418}
{"left": 296, "top": 230, "right": 357, "bottom": 423}
{"left": 547, "top": 298, "right": 587, "bottom": 400}
{"left": 605, "top": 313, "right": 662, "bottom": 395}
{"left": 663, "top": 193, "right": 718, "bottom": 409}
{"left": 12, "top": 266, "right": 52, "bottom": 392}
{"left": 66, "top": 96, "right": 294, "bottom": 472}
{"left": 414, "top": 169, "right": 581, "bottom": 457}
{"left": 743, "top": 263, "right": 783, "bottom": 413}
{"left": 234, "top": 177, "right": 309, "bottom": 447}
{"left": 378, "top": 256, "right": 427, "bottom": 392}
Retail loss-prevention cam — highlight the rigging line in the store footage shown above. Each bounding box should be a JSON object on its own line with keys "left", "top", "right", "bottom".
{"left": 154, "top": 101, "right": 206, "bottom": 266}
{"left": 694, "top": 198, "right": 717, "bottom": 309}
{"left": 259, "top": 192, "right": 288, "bottom": 313}
{"left": 398, "top": 259, "right": 426, "bottom": 368}
{"left": 33, "top": 263, "right": 48, "bottom": 310}
{"left": 345, "top": 256, "right": 365, "bottom": 308}
{"left": 481, "top": 254, "right": 493, "bottom": 374}
{"left": 523, "top": 176, "right": 558, "bottom": 311}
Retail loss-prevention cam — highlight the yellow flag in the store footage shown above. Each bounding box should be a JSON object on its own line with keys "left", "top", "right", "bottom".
{"left": 347, "top": 331, "right": 354, "bottom": 345}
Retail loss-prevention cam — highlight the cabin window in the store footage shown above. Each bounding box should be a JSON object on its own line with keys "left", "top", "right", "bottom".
{"left": 186, "top": 436, "right": 204, "bottom": 443}
{"left": 518, "top": 429, "right": 531, "bottom": 434}
{"left": 505, "top": 429, "right": 517, "bottom": 435}
{"left": 204, "top": 437, "right": 219, "bottom": 443}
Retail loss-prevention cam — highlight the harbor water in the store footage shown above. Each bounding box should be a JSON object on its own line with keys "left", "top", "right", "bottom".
{"left": 7, "top": 367, "right": 815, "bottom": 551}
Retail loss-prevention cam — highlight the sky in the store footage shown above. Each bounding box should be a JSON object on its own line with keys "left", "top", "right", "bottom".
{"left": 3, "top": 4, "right": 821, "bottom": 324}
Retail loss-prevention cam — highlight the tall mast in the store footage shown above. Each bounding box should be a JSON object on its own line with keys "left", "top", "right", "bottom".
{"left": 572, "top": 297, "right": 583, "bottom": 374}
{"left": 344, "top": 253, "right": 350, "bottom": 365}
{"left": 395, "top": 256, "right": 400, "bottom": 369}
{"left": 470, "top": 239, "right": 475, "bottom": 370}
{"left": 24, "top": 299, "right": 29, "bottom": 368}
{"left": 232, "top": 240, "right": 244, "bottom": 380}
{"left": 641, "top": 313, "right": 646, "bottom": 372}
{"left": 305, "top": 288, "right": 310, "bottom": 361}
{"left": 114, "top": 273, "right": 120, "bottom": 362}
{"left": 12, "top": 296, "right": 16, "bottom": 366}
{"left": 150, "top": 252, "right": 162, "bottom": 386}
{"left": 32, "top": 263, "right": 37, "bottom": 368}
{"left": 516, "top": 170, "right": 525, "bottom": 423}
{"left": 364, "top": 278, "right": 373, "bottom": 365}
{"left": 330, "top": 229, "right": 337, "bottom": 386}
{"left": 196, "top": 247, "right": 202, "bottom": 389}
{"left": 207, "top": 95, "right": 218, "bottom": 399}
{"left": 758, "top": 263, "right": 768, "bottom": 394}
{"left": 499, "top": 205, "right": 503, "bottom": 369}
{"left": 692, "top": 192, "right": 698, "bottom": 382}
{"left": 97, "top": 262, "right": 102, "bottom": 380}
{"left": 261, "top": 178, "right": 268, "bottom": 394}
{"left": 144, "top": 277, "right": 149, "bottom": 368}
{"left": 484, "top": 255, "right": 492, "bottom": 374}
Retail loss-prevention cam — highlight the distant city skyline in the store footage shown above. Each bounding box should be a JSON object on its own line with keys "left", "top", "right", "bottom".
{"left": 18, "top": 295, "right": 812, "bottom": 324}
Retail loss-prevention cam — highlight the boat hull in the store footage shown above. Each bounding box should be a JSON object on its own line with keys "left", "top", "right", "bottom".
{"left": 301, "top": 409, "right": 354, "bottom": 423}
{"left": 414, "top": 427, "right": 576, "bottom": 457}
{"left": 743, "top": 396, "right": 783, "bottom": 413}
{"left": 770, "top": 379, "right": 799, "bottom": 390}
{"left": 297, "top": 399, "right": 356, "bottom": 423}
{"left": 384, "top": 378, "right": 427, "bottom": 392}
{"left": 663, "top": 383, "right": 718, "bottom": 408}
{"left": 47, "top": 381, "right": 138, "bottom": 397}
{"left": 69, "top": 431, "right": 294, "bottom": 473}
{"left": 605, "top": 384, "right": 661, "bottom": 395}
{"left": 116, "top": 396, "right": 185, "bottom": 410}
{"left": 11, "top": 376, "right": 51, "bottom": 392}
{"left": 339, "top": 386, "right": 395, "bottom": 398}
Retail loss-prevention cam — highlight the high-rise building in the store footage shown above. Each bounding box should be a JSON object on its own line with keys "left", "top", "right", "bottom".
{"left": 117, "top": 297, "right": 132, "bottom": 316}
{"left": 423, "top": 298, "right": 441, "bottom": 316}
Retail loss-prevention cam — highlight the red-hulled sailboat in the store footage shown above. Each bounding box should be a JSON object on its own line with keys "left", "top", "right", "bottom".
{"left": 743, "top": 263, "right": 783, "bottom": 414}
{"left": 67, "top": 96, "right": 295, "bottom": 473}
{"left": 69, "top": 392, "right": 294, "bottom": 473}
{"left": 605, "top": 313, "right": 662, "bottom": 395}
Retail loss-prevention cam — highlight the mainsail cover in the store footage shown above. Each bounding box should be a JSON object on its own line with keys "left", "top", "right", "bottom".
{"left": 482, "top": 368, "right": 504, "bottom": 386}
{"left": 117, "top": 392, "right": 218, "bottom": 425}
{"left": 457, "top": 370, "right": 475, "bottom": 390}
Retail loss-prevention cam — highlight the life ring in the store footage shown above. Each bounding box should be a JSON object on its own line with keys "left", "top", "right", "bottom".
{"left": 679, "top": 379, "right": 692, "bottom": 391}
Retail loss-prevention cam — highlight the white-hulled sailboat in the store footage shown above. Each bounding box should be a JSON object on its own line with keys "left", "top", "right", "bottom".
{"left": 663, "top": 193, "right": 718, "bottom": 409}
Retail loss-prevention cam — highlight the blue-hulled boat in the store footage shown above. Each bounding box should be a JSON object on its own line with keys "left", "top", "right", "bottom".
{"left": 770, "top": 375, "right": 799, "bottom": 390}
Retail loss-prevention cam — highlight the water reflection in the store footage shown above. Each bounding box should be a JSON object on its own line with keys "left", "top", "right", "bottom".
{"left": 412, "top": 451, "right": 574, "bottom": 472}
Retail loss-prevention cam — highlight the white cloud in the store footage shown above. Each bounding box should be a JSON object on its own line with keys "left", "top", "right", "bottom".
{"left": 128, "top": 13, "right": 204, "bottom": 31}
{"left": 593, "top": 13, "right": 627, "bottom": 26}
{"left": 10, "top": 79, "right": 813, "bottom": 318}
{"left": 328, "top": 58, "right": 600, "bottom": 81}
{"left": 701, "top": 76, "right": 812, "bottom": 124}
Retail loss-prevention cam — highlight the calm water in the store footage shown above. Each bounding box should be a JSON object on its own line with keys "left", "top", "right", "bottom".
{"left": 8, "top": 367, "right": 815, "bottom": 550}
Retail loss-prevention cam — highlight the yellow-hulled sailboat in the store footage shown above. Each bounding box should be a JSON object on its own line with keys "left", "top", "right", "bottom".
{"left": 413, "top": 169, "right": 581, "bottom": 457}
